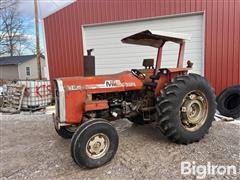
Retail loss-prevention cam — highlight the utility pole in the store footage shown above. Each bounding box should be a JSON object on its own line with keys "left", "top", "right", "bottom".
{"left": 34, "top": 0, "right": 42, "bottom": 80}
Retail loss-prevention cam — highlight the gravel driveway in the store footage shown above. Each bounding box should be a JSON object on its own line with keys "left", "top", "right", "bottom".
{"left": 0, "top": 114, "right": 239, "bottom": 179}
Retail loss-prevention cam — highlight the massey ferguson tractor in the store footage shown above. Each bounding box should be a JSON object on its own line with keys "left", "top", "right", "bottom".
{"left": 53, "top": 30, "right": 216, "bottom": 168}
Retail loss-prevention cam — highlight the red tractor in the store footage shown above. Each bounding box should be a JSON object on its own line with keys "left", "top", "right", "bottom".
{"left": 53, "top": 30, "right": 216, "bottom": 168}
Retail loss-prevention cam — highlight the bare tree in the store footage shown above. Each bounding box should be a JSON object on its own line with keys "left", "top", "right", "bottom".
{"left": 0, "top": 0, "right": 17, "bottom": 11}
{"left": 0, "top": 0, "right": 33, "bottom": 56}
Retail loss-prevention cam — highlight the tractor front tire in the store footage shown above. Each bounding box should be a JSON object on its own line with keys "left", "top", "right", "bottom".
{"left": 71, "top": 119, "right": 119, "bottom": 168}
{"left": 156, "top": 73, "right": 216, "bottom": 144}
{"left": 55, "top": 124, "right": 76, "bottom": 139}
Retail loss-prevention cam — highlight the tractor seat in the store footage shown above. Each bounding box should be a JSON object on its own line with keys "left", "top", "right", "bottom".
{"left": 143, "top": 59, "right": 154, "bottom": 69}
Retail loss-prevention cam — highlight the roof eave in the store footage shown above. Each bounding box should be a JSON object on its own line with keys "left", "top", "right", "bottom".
{"left": 42, "top": 0, "right": 77, "bottom": 19}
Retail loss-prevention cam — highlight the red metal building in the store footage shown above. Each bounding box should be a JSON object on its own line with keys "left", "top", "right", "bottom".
{"left": 43, "top": 0, "right": 240, "bottom": 94}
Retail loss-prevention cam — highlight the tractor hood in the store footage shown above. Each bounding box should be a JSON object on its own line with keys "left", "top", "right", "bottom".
{"left": 57, "top": 71, "right": 143, "bottom": 94}
{"left": 121, "top": 30, "right": 191, "bottom": 48}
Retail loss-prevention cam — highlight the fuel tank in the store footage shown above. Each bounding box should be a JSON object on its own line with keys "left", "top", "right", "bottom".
{"left": 54, "top": 71, "right": 143, "bottom": 124}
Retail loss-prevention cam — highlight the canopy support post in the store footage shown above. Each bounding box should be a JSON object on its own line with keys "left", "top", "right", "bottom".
{"left": 154, "top": 42, "right": 165, "bottom": 75}
{"left": 177, "top": 42, "right": 185, "bottom": 68}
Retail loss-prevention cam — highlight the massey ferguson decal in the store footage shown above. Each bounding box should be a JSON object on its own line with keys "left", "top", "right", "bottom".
{"left": 65, "top": 80, "right": 136, "bottom": 91}
{"left": 105, "top": 80, "right": 121, "bottom": 87}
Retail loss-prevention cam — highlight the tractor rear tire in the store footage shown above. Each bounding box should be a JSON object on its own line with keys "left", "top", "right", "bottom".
{"left": 217, "top": 85, "right": 240, "bottom": 119}
{"left": 71, "top": 119, "right": 119, "bottom": 168}
{"left": 156, "top": 73, "right": 216, "bottom": 144}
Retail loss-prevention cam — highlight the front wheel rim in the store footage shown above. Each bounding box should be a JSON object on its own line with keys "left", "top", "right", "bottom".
{"left": 180, "top": 90, "right": 208, "bottom": 132}
{"left": 86, "top": 133, "right": 110, "bottom": 159}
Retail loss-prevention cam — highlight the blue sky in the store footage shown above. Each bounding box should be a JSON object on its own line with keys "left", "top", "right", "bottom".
{"left": 17, "top": 0, "right": 74, "bottom": 54}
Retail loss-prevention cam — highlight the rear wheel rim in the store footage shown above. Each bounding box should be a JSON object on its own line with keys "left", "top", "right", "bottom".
{"left": 180, "top": 90, "right": 208, "bottom": 132}
{"left": 86, "top": 133, "right": 110, "bottom": 159}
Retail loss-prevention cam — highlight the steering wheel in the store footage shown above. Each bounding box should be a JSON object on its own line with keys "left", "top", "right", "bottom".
{"left": 131, "top": 69, "right": 145, "bottom": 80}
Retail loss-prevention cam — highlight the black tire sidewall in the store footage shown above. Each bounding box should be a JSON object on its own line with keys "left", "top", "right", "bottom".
{"left": 217, "top": 85, "right": 240, "bottom": 118}
{"left": 70, "top": 119, "right": 105, "bottom": 163}
{"left": 72, "top": 121, "right": 119, "bottom": 168}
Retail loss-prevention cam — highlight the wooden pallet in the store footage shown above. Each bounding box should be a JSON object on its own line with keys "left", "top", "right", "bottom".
{"left": 0, "top": 84, "right": 26, "bottom": 113}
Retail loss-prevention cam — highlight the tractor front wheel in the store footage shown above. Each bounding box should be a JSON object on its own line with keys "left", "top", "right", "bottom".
{"left": 71, "top": 119, "right": 119, "bottom": 168}
{"left": 54, "top": 124, "right": 77, "bottom": 139}
{"left": 156, "top": 73, "right": 216, "bottom": 144}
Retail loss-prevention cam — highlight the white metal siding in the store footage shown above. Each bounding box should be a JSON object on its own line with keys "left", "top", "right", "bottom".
{"left": 18, "top": 58, "right": 46, "bottom": 80}
{"left": 83, "top": 14, "right": 204, "bottom": 75}
{"left": 0, "top": 65, "right": 19, "bottom": 80}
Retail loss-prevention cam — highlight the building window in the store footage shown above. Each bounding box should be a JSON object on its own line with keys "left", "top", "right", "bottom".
{"left": 26, "top": 67, "right": 30, "bottom": 76}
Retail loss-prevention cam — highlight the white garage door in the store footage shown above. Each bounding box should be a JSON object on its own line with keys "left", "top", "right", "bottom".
{"left": 83, "top": 14, "right": 204, "bottom": 75}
